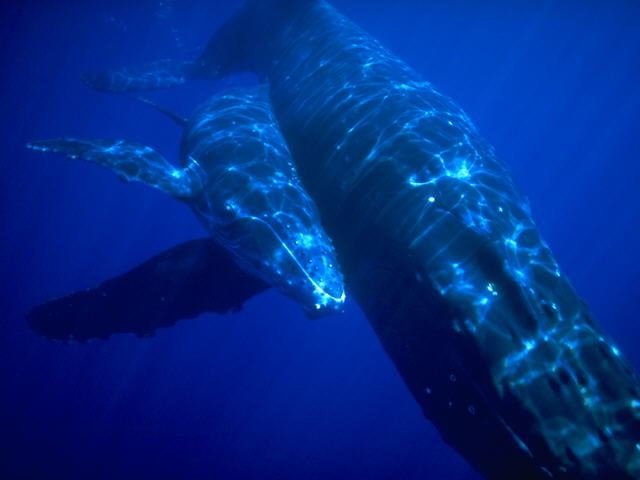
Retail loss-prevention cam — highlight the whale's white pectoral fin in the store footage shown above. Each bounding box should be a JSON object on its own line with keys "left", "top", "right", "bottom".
{"left": 27, "top": 138, "right": 202, "bottom": 201}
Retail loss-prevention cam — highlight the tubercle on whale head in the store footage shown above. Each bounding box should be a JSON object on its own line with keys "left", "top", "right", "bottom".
{"left": 302, "top": 287, "right": 346, "bottom": 319}
{"left": 271, "top": 235, "right": 347, "bottom": 319}
{"left": 197, "top": 0, "right": 320, "bottom": 79}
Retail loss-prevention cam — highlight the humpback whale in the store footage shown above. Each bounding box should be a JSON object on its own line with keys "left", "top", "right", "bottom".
{"left": 29, "top": 86, "right": 345, "bottom": 329}
{"left": 32, "top": 0, "right": 640, "bottom": 478}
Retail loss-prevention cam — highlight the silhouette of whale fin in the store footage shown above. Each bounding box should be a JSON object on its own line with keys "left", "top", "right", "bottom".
{"left": 136, "top": 96, "right": 187, "bottom": 128}
{"left": 27, "top": 138, "right": 202, "bottom": 201}
{"left": 81, "top": 59, "right": 202, "bottom": 93}
{"left": 27, "top": 238, "right": 269, "bottom": 342}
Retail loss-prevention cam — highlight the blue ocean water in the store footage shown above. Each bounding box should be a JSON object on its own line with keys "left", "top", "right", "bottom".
{"left": 2, "top": 1, "right": 639, "bottom": 478}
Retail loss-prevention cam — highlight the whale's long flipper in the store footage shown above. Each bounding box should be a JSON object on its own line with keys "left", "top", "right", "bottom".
{"left": 81, "top": 59, "right": 201, "bottom": 93}
{"left": 136, "top": 97, "right": 187, "bottom": 128}
{"left": 27, "top": 138, "right": 202, "bottom": 201}
{"left": 27, "top": 238, "right": 269, "bottom": 341}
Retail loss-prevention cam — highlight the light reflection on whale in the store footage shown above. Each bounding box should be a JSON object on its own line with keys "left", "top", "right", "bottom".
{"left": 31, "top": 0, "right": 640, "bottom": 478}
{"left": 29, "top": 86, "right": 345, "bottom": 321}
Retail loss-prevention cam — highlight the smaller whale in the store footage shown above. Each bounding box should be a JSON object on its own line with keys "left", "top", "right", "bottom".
{"left": 28, "top": 86, "right": 345, "bottom": 329}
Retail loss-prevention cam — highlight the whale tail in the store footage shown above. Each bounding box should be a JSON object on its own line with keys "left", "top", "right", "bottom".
{"left": 27, "top": 138, "right": 202, "bottom": 201}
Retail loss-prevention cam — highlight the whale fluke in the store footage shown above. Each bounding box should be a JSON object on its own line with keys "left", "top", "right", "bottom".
{"left": 27, "top": 238, "right": 269, "bottom": 341}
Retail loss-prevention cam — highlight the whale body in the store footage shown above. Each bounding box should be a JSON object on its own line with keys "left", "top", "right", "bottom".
{"left": 159, "top": 0, "right": 640, "bottom": 477}
{"left": 29, "top": 86, "right": 345, "bottom": 322}
{"left": 37, "top": 0, "right": 640, "bottom": 478}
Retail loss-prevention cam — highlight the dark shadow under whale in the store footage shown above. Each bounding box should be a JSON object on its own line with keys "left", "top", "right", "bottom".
{"left": 27, "top": 238, "right": 267, "bottom": 341}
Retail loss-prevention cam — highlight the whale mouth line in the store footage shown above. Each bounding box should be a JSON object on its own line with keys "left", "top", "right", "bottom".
{"left": 236, "top": 214, "right": 345, "bottom": 310}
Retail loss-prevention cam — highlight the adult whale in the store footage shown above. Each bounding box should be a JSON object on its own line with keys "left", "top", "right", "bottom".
{"left": 76, "top": 0, "right": 640, "bottom": 478}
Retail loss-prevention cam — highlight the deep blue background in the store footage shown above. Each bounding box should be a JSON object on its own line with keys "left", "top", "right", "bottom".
{"left": 2, "top": 1, "right": 639, "bottom": 479}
